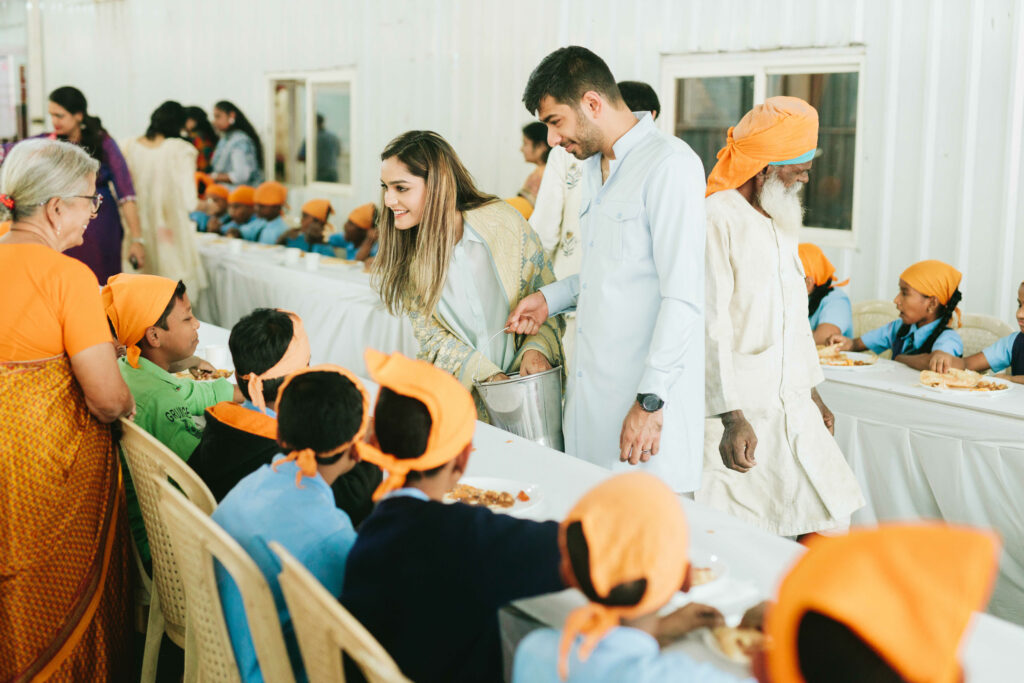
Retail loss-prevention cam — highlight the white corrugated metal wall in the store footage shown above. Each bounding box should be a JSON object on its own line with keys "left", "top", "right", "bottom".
{"left": 21, "top": 0, "right": 1024, "bottom": 322}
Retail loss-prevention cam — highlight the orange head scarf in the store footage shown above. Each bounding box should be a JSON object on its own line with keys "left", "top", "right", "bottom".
{"left": 195, "top": 172, "right": 212, "bottom": 197}
{"left": 101, "top": 273, "right": 180, "bottom": 369}
{"left": 271, "top": 364, "right": 372, "bottom": 488}
{"left": 205, "top": 183, "right": 229, "bottom": 201}
{"left": 302, "top": 199, "right": 333, "bottom": 223}
{"left": 764, "top": 524, "right": 999, "bottom": 683}
{"left": 900, "top": 260, "right": 963, "bottom": 328}
{"left": 347, "top": 203, "right": 376, "bottom": 230}
{"left": 228, "top": 185, "right": 255, "bottom": 205}
{"left": 798, "top": 243, "right": 848, "bottom": 288}
{"left": 557, "top": 472, "right": 689, "bottom": 680}
{"left": 356, "top": 349, "right": 476, "bottom": 500}
{"left": 505, "top": 196, "right": 534, "bottom": 220}
{"left": 705, "top": 96, "right": 819, "bottom": 197}
{"left": 239, "top": 311, "right": 311, "bottom": 414}
{"left": 254, "top": 181, "right": 288, "bottom": 206}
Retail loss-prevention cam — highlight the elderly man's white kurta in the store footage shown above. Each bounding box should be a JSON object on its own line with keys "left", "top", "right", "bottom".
{"left": 698, "top": 189, "right": 863, "bottom": 535}
{"left": 542, "top": 115, "right": 706, "bottom": 492}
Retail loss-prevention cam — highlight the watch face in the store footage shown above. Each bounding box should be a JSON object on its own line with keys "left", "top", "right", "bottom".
{"left": 642, "top": 395, "right": 660, "bottom": 411}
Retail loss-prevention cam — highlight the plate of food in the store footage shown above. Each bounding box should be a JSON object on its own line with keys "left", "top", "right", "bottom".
{"left": 444, "top": 477, "right": 540, "bottom": 515}
{"left": 919, "top": 369, "right": 1012, "bottom": 395}
{"left": 702, "top": 625, "right": 765, "bottom": 665}
{"left": 817, "top": 343, "right": 877, "bottom": 369}
{"left": 175, "top": 367, "right": 234, "bottom": 381}
{"left": 688, "top": 548, "right": 729, "bottom": 589}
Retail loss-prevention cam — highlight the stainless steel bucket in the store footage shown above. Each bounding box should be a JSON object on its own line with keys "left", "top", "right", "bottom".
{"left": 473, "top": 366, "right": 564, "bottom": 451}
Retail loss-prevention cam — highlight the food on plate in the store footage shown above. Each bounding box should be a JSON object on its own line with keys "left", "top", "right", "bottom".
{"left": 690, "top": 566, "right": 717, "bottom": 586}
{"left": 445, "top": 483, "right": 525, "bottom": 509}
{"left": 712, "top": 626, "right": 764, "bottom": 663}
{"left": 176, "top": 367, "right": 234, "bottom": 381}
{"left": 816, "top": 342, "right": 843, "bottom": 359}
{"left": 816, "top": 344, "right": 874, "bottom": 367}
{"left": 516, "top": 490, "right": 531, "bottom": 502}
{"left": 919, "top": 369, "right": 1008, "bottom": 391}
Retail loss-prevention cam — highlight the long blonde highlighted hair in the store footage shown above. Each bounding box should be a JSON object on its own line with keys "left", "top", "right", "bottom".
{"left": 372, "top": 131, "right": 497, "bottom": 315}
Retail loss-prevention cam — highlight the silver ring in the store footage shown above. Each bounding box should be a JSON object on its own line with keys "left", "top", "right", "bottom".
{"left": 641, "top": 449, "right": 652, "bottom": 454}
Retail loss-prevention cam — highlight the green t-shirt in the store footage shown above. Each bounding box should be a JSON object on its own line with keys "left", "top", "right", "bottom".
{"left": 120, "top": 356, "right": 235, "bottom": 563}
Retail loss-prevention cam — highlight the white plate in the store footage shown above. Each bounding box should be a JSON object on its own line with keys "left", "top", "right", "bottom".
{"left": 688, "top": 547, "right": 729, "bottom": 589}
{"left": 702, "top": 627, "right": 756, "bottom": 666}
{"left": 920, "top": 375, "right": 1014, "bottom": 396}
{"left": 819, "top": 351, "right": 879, "bottom": 370}
{"left": 443, "top": 476, "right": 541, "bottom": 516}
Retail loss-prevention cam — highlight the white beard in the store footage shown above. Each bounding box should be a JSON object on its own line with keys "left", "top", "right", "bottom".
{"left": 758, "top": 172, "right": 805, "bottom": 236}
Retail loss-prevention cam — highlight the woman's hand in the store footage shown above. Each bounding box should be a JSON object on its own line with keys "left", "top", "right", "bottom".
{"left": 519, "top": 349, "right": 552, "bottom": 376}
{"left": 506, "top": 291, "right": 549, "bottom": 336}
{"left": 128, "top": 241, "right": 146, "bottom": 270}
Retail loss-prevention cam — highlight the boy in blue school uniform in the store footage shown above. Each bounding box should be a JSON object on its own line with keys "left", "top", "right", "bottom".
{"left": 278, "top": 199, "right": 336, "bottom": 256}
{"left": 213, "top": 364, "right": 371, "bottom": 683}
{"left": 938, "top": 279, "right": 1024, "bottom": 381}
{"left": 193, "top": 183, "right": 230, "bottom": 233}
{"left": 340, "top": 349, "right": 566, "bottom": 683}
{"left": 219, "top": 185, "right": 260, "bottom": 237}
{"left": 327, "top": 202, "right": 379, "bottom": 261}
{"left": 241, "top": 181, "right": 288, "bottom": 244}
{"left": 513, "top": 472, "right": 751, "bottom": 683}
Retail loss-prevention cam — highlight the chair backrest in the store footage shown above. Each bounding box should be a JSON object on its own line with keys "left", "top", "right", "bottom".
{"left": 852, "top": 299, "right": 899, "bottom": 339}
{"left": 157, "top": 479, "right": 296, "bottom": 683}
{"left": 959, "top": 313, "right": 1013, "bottom": 358}
{"left": 119, "top": 417, "right": 217, "bottom": 640}
{"left": 269, "top": 541, "right": 411, "bottom": 683}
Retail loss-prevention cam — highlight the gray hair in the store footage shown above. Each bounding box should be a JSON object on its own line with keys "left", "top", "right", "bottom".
{"left": 0, "top": 138, "right": 99, "bottom": 222}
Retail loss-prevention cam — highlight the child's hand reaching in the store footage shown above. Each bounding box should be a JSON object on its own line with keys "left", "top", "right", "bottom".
{"left": 656, "top": 603, "right": 726, "bottom": 645}
{"left": 929, "top": 351, "right": 956, "bottom": 374}
{"left": 826, "top": 334, "right": 853, "bottom": 351}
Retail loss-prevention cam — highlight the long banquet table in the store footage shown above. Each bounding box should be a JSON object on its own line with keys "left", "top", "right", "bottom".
{"left": 818, "top": 358, "right": 1024, "bottom": 625}
{"left": 196, "top": 322, "right": 1024, "bottom": 682}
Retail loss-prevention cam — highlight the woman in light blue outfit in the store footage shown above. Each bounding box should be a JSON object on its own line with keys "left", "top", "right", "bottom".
{"left": 209, "top": 101, "right": 263, "bottom": 188}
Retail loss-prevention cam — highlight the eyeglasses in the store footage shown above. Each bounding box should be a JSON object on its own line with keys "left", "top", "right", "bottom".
{"left": 42, "top": 194, "right": 103, "bottom": 212}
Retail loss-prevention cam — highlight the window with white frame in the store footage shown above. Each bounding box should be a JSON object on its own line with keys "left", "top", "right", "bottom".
{"left": 661, "top": 49, "right": 864, "bottom": 247}
{"left": 267, "top": 69, "right": 355, "bottom": 191}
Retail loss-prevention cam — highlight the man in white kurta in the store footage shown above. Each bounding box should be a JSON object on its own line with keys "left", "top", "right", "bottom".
{"left": 512, "top": 48, "right": 706, "bottom": 492}
{"left": 698, "top": 97, "right": 863, "bottom": 535}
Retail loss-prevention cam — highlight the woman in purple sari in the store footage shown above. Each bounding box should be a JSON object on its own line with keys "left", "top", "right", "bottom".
{"left": 0, "top": 86, "right": 145, "bottom": 283}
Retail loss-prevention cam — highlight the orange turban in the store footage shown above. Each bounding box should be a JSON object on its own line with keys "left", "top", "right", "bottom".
{"left": 205, "top": 184, "right": 229, "bottom": 201}
{"left": 254, "top": 181, "right": 288, "bottom": 206}
{"left": 901, "top": 260, "right": 963, "bottom": 327}
{"left": 705, "top": 96, "right": 819, "bottom": 197}
{"left": 356, "top": 349, "right": 476, "bottom": 500}
{"left": 302, "top": 199, "right": 333, "bottom": 223}
{"left": 195, "top": 172, "right": 212, "bottom": 197}
{"left": 557, "top": 473, "right": 688, "bottom": 680}
{"left": 347, "top": 203, "right": 376, "bottom": 230}
{"left": 272, "top": 364, "right": 371, "bottom": 488}
{"left": 505, "top": 196, "right": 534, "bottom": 220}
{"left": 102, "top": 273, "right": 180, "bottom": 369}
{"left": 798, "top": 243, "right": 848, "bottom": 288}
{"left": 0, "top": 221, "right": 10, "bottom": 237}
{"left": 239, "top": 311, "right": 311, "bottom": 414}
{"left": 764, "top": 524, "right": 999, "bottom": 683}
{"left": 228, "top": 185, "right": 255, "bottom": 205}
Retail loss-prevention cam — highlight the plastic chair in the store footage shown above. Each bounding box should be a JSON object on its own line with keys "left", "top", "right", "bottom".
{"left": 959, "top": 313, "right": 1013, "bottom": 359}
{"left": 269, "top": 541, "right": 411, "bottom": 683}
{"left": 119, "top": 417, "right": 217, "bottom": 683}
{"left": 158, "top": 479, "right": 296, "bottom": 683}
{"left": 851, "top": 299, "right": 899, "bottom": 339}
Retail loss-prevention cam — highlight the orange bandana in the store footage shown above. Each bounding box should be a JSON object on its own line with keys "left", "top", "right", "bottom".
{"left": 347, "top": 203, "right": 376, "bottom": 230}
{"left": 239, "top": 311, "right": 311, "bottom": 414}
{"left": 765, "top": 524, "right": 999, "bottom": 683}
{"left": 205, "top": 183, "right": 229, "bottom": 201}
{"left": 254, "top": 181, "right": 288, "bottom": 207}
{"left": 101, "top": 273, "right": 179, "bottom": 369}
{"left": 901, "top": 260, "right": 963, "bottom": 327}
{"left": 302, "top": 199, "right": 333, "bottom": 223}
{"left": 798, "top": 243, "right": 848, "bottom": 288}
{"left": 357, "top": 349, "right": 476, "bottom": 500}
{"left": 272, "top": 364, "right": 372, "bottom": 488}
{"left": 705, "top": 96, "right": 819, "bottom": 197}
{"left": 195, "top": 172, "right": 212, "bottom": 197}
{"left": 557, "top": 473, "right": 689, "bottom": 680}
{"left": 228, "top": 185, "right": 255, "bottom": 205}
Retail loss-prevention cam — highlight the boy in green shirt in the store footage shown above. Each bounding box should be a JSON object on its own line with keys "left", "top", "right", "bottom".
{"left": 102, "top": 273, "right": 242, "bottom": 561}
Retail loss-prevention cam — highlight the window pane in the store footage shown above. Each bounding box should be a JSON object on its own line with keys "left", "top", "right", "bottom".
{"left": 272, "top": 81, "right": 305, "bottom": 185}
{"left": 310, "top": 83, "right": 352, "bottom": 185}
{"left": 767, "top": 72, "right": 858, "bottom": 230}
{"left": 674, "top": 76, "right": 754, "bottom": 179}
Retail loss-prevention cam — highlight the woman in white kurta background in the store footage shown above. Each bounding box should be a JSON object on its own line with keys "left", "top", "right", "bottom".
{"left": 121, "top": 101, "right": 206, "bottom": 296}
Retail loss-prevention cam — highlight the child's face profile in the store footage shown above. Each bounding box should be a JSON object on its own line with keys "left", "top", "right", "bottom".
{"left": 300, "top": 213, "right": 326, "bottom": 242}
{"left": 804, "top": 276, "right": 814, "bottom": 295}
{"left": 343, "top": 220, "right": 364, "bottom": 245}
{"left": 1016, "top": 283, "right": 1024, "bottom": 332}
{"left": 153, "top": 293, "right": 200, "bottom": 361}
{"left": 893, "top": 279, "right": 936, "bottom": 326}
{"left": 208, "top": 196, "right": 228, "bottom": 215}
{"left": 228, "top": 203, "right": 254, "bottom": 224}
{"left": 257, "top": 203, "right": 281, "bottom": 220}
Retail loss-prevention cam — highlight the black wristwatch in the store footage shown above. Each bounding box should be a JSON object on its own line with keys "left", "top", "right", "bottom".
{"left": 636, "top": 393, "right": 664, "bottom": 412}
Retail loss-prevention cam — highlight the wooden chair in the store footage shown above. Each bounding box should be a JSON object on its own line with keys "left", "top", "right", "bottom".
{"left": 959, "top": 313, "right": 1013, "bottom": 359}
{"left": 269, "top": 541, "right": 411, "bottom": 683}
{"left": 119, "top": 417, "right": 217, "bottom": 683}
{"left": 158, "top": 479, "right": 296, "bottom": 683}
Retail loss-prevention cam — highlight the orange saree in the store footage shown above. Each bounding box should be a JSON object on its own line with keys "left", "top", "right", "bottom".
{"left": 0, "top": 355, "right": 133, "bottom": 682}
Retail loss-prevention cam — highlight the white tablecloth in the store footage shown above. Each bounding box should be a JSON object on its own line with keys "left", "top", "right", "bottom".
{"left": 193, "top": 233, "right": 417, "bottom": 376}
{"left": 195, "top": 324, "right": 1024, "bottom": 680}
{"left": 817, "top": 359, "right": 1024, "bottom": 626}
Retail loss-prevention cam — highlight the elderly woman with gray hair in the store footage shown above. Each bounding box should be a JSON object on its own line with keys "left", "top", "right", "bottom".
{"left": 0, "top": 138, "right": 135, "bottom": 680}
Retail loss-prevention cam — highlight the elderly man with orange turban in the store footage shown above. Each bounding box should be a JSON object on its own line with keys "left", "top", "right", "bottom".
{"left": 700, "top": 96, "right": 863, "bottom": 536}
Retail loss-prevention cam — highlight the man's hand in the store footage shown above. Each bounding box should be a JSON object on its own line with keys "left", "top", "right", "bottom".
{"left": 739, "top": 600, "right": 770, "bottom": 632}
{"left": 619, "top": 402, "right": 663, "bottom": 465}
{"left": 811, "top": 388, "right": 835, "bottom": 435}
{"left": 485, "top": 372, "right": 510, "bottom": 383}
{"left": 519, "top": 349, "right": 552, "bottom": 376}
{"left": 656, "top": 603, "right": 726, "bottom": 645}
{"left": 826, "top": 334, "right": 853, "bottom": 351}
{"left": 719, "top": 411, "right": 757, "bottom": 472}
{"left": 506, "top": 291, "right": 549, "bottom": 336}
{"left": 929, "top": 350, "right": 956, "bottom": 374}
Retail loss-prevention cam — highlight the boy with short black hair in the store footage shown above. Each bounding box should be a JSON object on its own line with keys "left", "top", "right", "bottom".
{"left": 340, "top": 350, "right": 566, "bottom": 683}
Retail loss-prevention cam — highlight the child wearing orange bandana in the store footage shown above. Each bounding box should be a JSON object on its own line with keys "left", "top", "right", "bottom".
{"left": 829, "top": 260, "right": 964, "bottom": 370}
{"left": 340, "top": 350, "right": 566, "bottom": 683}
{"left": 939, "top": 280, "right": 1024, "bottom": 382}
{"left": 798, "top": 243, "right": 852, "bottom": 344}
{"left": 514, "top": 473, "right": 750, "bottom": 683}
{"left": 278, "top": 198, "right": 336, "bottom": 256}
